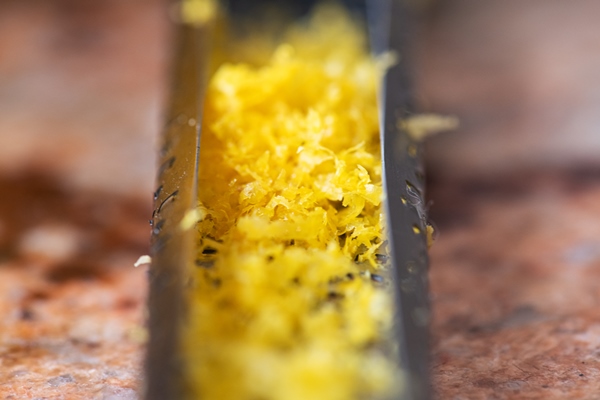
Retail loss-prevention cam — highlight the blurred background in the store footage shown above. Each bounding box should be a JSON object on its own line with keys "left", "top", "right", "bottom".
{"left": 0, "top": 1, "right": 167, "bottom": 398}
{"left": 1, "top": 0, "right": 600, "bottom": 398}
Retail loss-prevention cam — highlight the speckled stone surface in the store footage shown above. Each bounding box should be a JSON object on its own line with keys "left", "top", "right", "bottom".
{"left": 0, "top": 0, "right": 165, "bottom": 398}
{"left": 0, "top": 173, "right": 151, "bottom": 399}
{"left": 419, "top": 2, "right": 600, "bottom": 397}
{"left": 428, "top": 169, "right": 600, "bottom": 399}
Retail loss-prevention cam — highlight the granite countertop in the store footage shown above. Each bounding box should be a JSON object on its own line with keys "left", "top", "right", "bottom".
{"left": 2, "top": 0, "right": 600, "bottom": 399}
{"left": 428, "top": 168, "right": 600, "bottom": 399}
{"left": 0, "top": 1, "right": 165, "bottom": 398}
{"left": 422, "top": 1, "right": 600, "bottom": 398}
{"left": 0, "top": 173, "right": 150, "bottom": 399}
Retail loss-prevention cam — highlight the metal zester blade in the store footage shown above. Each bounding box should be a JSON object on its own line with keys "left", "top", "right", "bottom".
{"left": 145, "top": 1, "right": 431, "bottom": 399}
{"left": 145, "top": 15, "right": 212, "bottom": 400}
{"left": 368, "top": 0, "right": 431, "bottom": 399}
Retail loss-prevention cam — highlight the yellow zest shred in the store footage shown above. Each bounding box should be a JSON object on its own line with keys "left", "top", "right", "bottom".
{"left": 399, "top": 114, "right": 459, "bottom": 142}
{"left": 183, "top": 5, "right": 400, "bottom": 400}
{"left": 180, "top": 0, "right": 218, "bottom": 26}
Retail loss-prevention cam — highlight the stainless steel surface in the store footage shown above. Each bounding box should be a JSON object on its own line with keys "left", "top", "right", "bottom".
{"left": 368, "top": 1, "right": 431, "bottom": 399}
{"left": 145, "top": 19, "right": 212, "bottom": 400}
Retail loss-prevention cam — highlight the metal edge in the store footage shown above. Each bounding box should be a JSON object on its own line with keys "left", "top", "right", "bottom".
{"left": 369, "top": 0, "right": 431, "bottom": 399}
{"left": 145, "top": 18, "right": 212, "bottom": 400}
